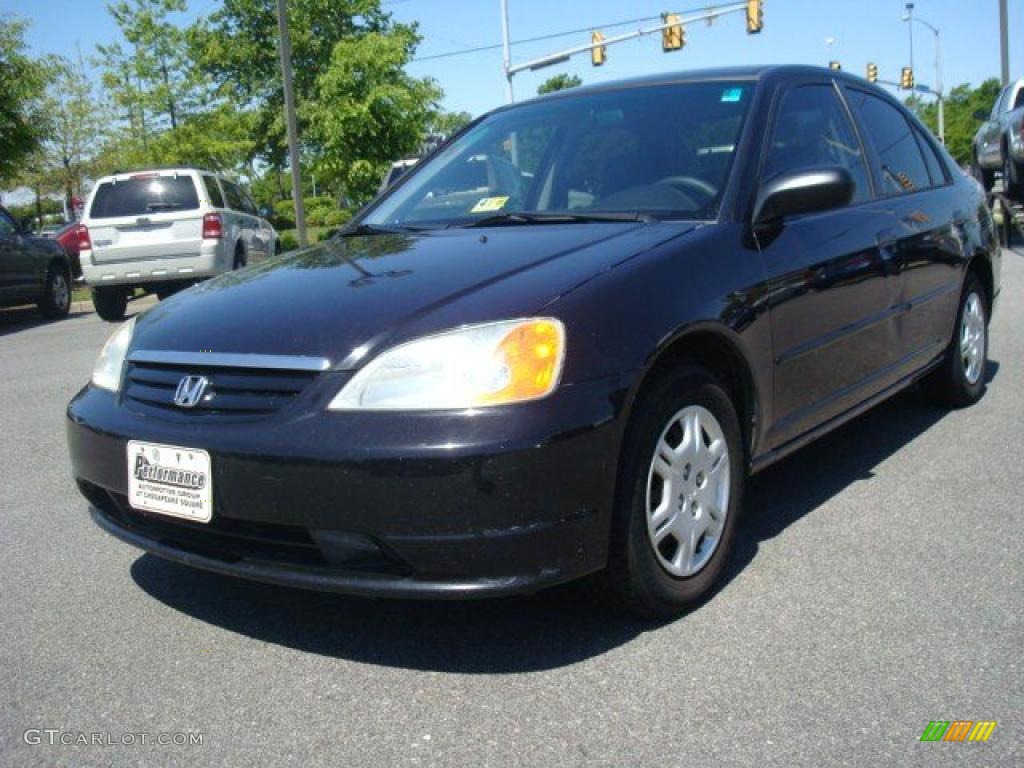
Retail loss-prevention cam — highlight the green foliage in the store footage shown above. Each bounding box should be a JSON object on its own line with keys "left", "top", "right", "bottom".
{"left": 32, "top": 56, "right": 107, "bottom": 206}
{"left": 0, "top": 16, "right": 55, "bottom": 183}
{"left": 909, "top": 78, "right": 1003, "bottom": 166}
{"left": 97, "top": 0, "right": 199, "bottom": 138}
{"left": 537, "top": 73, "right": 582, "bottom": 95}
{"left": 322, "top": 208, "right": 352, "bottom": 227}
{"left": 279, "top": 232, "right": 298, "bottom": 252}
{"left": 190, "top": 0, "right": 395, "bottom": 168}
{"left": 428, "top": 110, "right": 473, "bottom": 138}
{"left": 305, "top": 26, "right": 441, "bottom": 203}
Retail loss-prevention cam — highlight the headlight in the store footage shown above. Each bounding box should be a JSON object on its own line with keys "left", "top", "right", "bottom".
{"left": 91, "top": 317, "right": 136, "bottom": 392}
{"left": 329, "top": 318, "right": 565, "bottom": 411}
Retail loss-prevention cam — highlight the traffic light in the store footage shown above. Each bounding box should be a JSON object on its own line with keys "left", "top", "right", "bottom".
{"left": 829, "top": 61, "right": 841, "bottom": 71}
{"left": 900, "top": 66, "right": 914, "bottom": 89}
{"left": 591, "top": 30, "right": 606, "bottom": 66}
{"left": 746, "top": 0, "right": 763, "bottom": 34}
{"left": 662, "top": 13, "right": 685, "bottom": 51}
{"left": 866, "top": 62, "right": 878, "bottom": 83}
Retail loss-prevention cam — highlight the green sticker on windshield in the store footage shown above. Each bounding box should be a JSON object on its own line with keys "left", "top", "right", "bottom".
{"left": 721, "top": 87, "right": 743, "bottom": 103}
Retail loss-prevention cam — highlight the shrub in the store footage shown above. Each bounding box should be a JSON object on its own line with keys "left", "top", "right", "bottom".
{"left": 323, "top": 209, "right": 352, "bottom": 227}
{"left": 279, "top": 232, "right": 298, "bottom": 252}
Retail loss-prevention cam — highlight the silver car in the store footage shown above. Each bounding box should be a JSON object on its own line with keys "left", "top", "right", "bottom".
{"left": 79, "top": 168, "right": 279, "bottom": 321}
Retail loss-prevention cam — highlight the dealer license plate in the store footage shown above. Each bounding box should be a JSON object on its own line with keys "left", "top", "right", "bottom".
{"left": 127, "top": 441, "right": 213, "bottom": 523}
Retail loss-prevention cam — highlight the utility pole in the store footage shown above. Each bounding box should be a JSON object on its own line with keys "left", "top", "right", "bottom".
{"left": 905, "top": 3, "right": 914, "bottom": 76}
{"left": 275, "top": 0, "right": 307, "bottom": 247}
{"left": 501, "top": 0, "right": 514, "bottom": 103}
{"left": 999, "top": 0, "right": 1009, "bottom": 85}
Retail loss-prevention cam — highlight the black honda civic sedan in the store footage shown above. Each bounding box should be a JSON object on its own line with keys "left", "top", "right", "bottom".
{"left": 67, "top": 66, "right": 999, "bottom": 617}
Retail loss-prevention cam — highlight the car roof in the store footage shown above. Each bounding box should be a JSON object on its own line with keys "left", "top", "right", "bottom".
{"left": 95, "top": 167, "right": 217, "bottom": 183}
{"left": 506, "top": 64, "right": 881, "bottom": 109}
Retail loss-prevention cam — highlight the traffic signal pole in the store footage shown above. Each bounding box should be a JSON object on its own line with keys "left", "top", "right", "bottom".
{"left": 501, "top": 1, "right": 755, "bottom": 99}
{"left": 501, "top": 0, "right": 514, "bottom": 103}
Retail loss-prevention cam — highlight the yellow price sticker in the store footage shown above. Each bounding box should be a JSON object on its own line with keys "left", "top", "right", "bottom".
{"left": 470, "top": 196, "right": 510, "bottom": 214}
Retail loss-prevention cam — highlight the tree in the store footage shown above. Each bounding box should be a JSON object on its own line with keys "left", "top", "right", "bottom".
{"left": 36, "top": 55, "right": 106, "bottom": 211}
{"left": 189, "top": 0, "right": 398, "bottom": 169}
{"left": 910, "top": 78, "right": 1002, "bottom": 167}
{"left": 0, "top": 16, "right": 54, "bottom": 183}
{"left": 98, "top": 0, "right": 198, "bottom": 138}
{"left": 427, "top": 110, "right": 473, "bottom": 139}
{"left": 305, "top": 27, "right": 441, "bottom": 202}
{"left": 537, "top": 73, "right": 582, "bottom": 95}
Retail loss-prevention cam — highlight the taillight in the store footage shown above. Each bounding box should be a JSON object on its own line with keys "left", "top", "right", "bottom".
{"left": 76, "top": 224, "right": 91, "bottom": 251}
{"left": 203, "top": 212, "right": 223, "bottom": 239}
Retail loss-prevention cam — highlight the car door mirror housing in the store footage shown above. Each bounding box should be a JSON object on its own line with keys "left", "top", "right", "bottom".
{"left": 18, "top": 217, "right": 34, "bottom": 234}
{"left": 972, "top": 109, "right": 988, "bottom": 121}
{"left": 753, "top": 166, "right": 855, "bottom": 228}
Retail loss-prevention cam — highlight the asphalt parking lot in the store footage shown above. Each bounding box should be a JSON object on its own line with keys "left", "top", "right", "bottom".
{"left": 2, "top": 253, "right": 1021, "bottom": 768}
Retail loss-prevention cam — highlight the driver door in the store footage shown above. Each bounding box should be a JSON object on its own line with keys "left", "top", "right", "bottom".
{"left": 756, "top": 80, "right": 903, "bottom": 448}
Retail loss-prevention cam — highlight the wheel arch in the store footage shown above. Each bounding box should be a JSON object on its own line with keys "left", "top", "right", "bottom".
{"left": 966, "top": 251, "right": 995, "bottom": 318}
{"left": 624, "top": 322, "right": 762, "bottom": 464}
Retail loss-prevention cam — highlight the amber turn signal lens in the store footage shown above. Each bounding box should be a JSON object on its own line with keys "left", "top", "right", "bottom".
{"left": 477, "top": 320, "right": 565, "bottom": 405}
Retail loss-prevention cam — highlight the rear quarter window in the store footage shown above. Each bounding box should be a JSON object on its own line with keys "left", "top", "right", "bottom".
{"left": 89, "top": 176, "right": 200, "bottom": 219}
{"left": 203, "top": 175, "right": 226, "bottom": 208}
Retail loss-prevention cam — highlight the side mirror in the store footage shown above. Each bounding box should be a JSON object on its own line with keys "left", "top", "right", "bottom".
{"left": 258, "top": 205, "right": 271, "bottom": 217}
{"left": 18, "top": 217, "right": 34, "bottom": 234}
{"left": 753, "top": 166, "right": 854, "bottom": 228}
{"left": 972, "top": 109, "right": 989, "bottom": 121}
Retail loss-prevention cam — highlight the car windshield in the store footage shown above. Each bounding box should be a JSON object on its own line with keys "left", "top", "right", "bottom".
{"left": 365, "top": 81, "right": 753, "bottom": 229}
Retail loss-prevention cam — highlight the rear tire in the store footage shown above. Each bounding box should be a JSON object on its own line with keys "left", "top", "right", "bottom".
{"left": 38, "top": 264, "right": 71, "bottom": 319}
{"left": 233, "top": 243, "right": 246, "bottom": 270}
{"left": 922, "top": 272, "right": 988, "bottom": 408}
{"left": 586, "top": 365, "right": 744, "bottom": 619}
{"left": 91, "top": 286, "right": 128, "bottom": 322}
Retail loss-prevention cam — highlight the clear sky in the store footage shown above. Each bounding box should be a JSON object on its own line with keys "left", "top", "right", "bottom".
{"left": 5, "top": 0, "right": 1024, "bottom": 116}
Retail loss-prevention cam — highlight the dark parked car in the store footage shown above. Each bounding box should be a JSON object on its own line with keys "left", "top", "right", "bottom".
{"left": 0, "top": 206, "right": 72, "bottom": 318}
{"left": 67, "top": 66, "right": 999, "bottom": 617}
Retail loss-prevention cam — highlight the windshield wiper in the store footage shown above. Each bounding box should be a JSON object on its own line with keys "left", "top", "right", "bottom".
{"left": 340, "top": 222, "right": 440, "bottom": 237}
{"left": 456, "top": 211, "right": 655, "bottom": 228}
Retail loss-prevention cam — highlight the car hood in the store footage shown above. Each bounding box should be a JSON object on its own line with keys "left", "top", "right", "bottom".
{"left": 131, "top": 222, "right": 698, "bottom": 368}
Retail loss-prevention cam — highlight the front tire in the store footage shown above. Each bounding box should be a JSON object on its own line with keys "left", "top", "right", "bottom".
{"left": 91, "top": 286, "right": 128, "bottom": 322}
{"left": 38, "top": 264, "right": 71, "bottom": 319}
{"left": 922, "top": 272, "right": 988, "bottom": 407}
{"left": 587, "top": 365, "right": 744, "bottom": 619}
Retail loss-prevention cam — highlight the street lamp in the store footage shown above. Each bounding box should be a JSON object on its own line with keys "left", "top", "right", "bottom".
{"left": 902, "top": 3, "right": 944, "bottom": 144}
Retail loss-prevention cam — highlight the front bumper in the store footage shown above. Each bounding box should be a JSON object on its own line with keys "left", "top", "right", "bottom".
{"left": 67, "top": 376, "right": 630, "bottom": 598}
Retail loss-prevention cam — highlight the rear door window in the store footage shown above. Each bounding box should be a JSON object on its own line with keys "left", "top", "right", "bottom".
{"left": 203, "top": 175, "right": 225, "bottom": 208}
{"left": 846, "top": 90, "right": 932, "bottom": 196}
{"left": 913, "top": 127, "right": 948, "bottom": 186}
{"left": 89, "top": 176, "right": 200, "bottom": 219}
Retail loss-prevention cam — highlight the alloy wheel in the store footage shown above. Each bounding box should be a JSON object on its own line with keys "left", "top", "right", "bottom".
{"left": 645, "top": 405, "right": 731, "bottom": 577}
{"left": 53, "top": 272, "right": 70, "bottom": 312}
{"left": 961, "top": 292, "right": 986, "bottom": 385}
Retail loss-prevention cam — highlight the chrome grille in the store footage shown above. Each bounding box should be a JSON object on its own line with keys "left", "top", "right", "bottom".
{"left": 124, "top": 359, "right": 319, "bottom": 415}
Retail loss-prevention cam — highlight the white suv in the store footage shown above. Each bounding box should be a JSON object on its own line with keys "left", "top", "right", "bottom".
{"left": 79, "top": 168, "right": 280, "bottom": 321}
